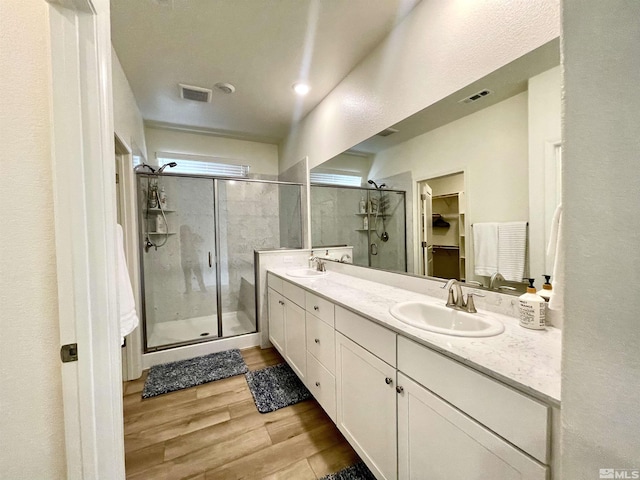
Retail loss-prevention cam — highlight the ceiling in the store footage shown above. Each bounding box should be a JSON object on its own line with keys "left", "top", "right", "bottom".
{"left": 110, "top": 0, "right": 422, "bottom": 144}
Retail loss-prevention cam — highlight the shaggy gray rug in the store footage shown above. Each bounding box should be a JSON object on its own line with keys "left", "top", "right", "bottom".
{"left": 245, "top": 363, "right": 311, "bottom": 413}
{"left": 319, "top": 462, "right": 376, "bottom": 480}
{"left": 142, "top": 349, "right": 248, "bottom": 398}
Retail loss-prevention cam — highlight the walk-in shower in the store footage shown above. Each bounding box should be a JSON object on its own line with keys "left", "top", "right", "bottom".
{"left": 310, "top": 183, "right": 407, "bottom": 272}
{"left": 136, "top": 172, "right": 303, "bottom": 352}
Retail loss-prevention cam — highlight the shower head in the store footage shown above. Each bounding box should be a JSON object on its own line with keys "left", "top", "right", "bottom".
{"left": 367, "top": 180, "right": 386, "bottom": 190}
{"left": 134, "top": 163, "right": 157, "bottom": 173}
{"left": 158, "top": 162, "right": 177, "bottom": 173}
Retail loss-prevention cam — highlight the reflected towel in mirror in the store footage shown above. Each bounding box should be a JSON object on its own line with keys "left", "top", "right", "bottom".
{"left": 473, "top": 222, "right": 499, "bottom": 276}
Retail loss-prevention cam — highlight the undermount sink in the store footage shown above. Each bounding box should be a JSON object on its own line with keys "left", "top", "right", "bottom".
{"left": 389, "top": 301, "right": 504, "bottom": 337}
{"left": 286, "top": 268, "right": 329, "bottom": 278}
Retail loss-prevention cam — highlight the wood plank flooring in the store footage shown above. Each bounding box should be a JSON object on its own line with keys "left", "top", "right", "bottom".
{"left": 123, "top": 347, "right": 360, "bottom": 479}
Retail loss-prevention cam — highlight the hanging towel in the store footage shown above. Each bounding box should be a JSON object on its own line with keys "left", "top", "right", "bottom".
{"left": 473, "top": 223, "right": 499, "bottom": 276}
{"left": 497, "top": 222, "right": 527, "bottom": 282}
{"left": 116, "top": 224, "right": 139, "bottom": 345}
{"left": 547, "top": 204, "right": 563, "bottom": 311}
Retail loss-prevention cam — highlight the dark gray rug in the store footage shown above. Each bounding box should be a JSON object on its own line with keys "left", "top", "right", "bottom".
{"left": 320, "top": 462, "right": 376, "bottom": 480}
{"left": 142, "top": 349, "right": 248, "bottom": 398}
{"left": 245, "top": 362, "right": 311, "bottom": 413}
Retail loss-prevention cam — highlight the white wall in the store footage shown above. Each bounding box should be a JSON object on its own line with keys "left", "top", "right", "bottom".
{"left": 145, "top": 127, "right": 279, "bottom": 176}
{"left": 280, "top": 0, "right": 559, "bottom": 172}
{"left": 369, "top": 93, "right": 530, "bottom": 283}
{"left": 0, "top": 1, "right": 66, "bottom": 477}
{"left": 528, "top": 66, "right": 561, "bottom": 302}
{"left": 561, "top": 0, "right": 640, "bottom": 476}
{"left": 112, "top": 48, "right": 147, "bottom": 157}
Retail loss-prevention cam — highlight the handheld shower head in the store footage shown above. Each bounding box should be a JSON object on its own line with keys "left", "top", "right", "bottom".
{"left": 368, "top": 179, "right": 379, "bottom": 189}
{"left": 134, "top": 163, "right": 157, "bottom": 173}
{"left": 158, "top": 162, "right": 177, "bottom": 173}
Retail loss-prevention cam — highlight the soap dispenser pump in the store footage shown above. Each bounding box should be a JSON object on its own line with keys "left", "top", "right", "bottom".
{"left": 537, "top": 275, "right": 553, "bottom": 302}
{"left": 518, "top": 278, "right": 546, "bottom": 330}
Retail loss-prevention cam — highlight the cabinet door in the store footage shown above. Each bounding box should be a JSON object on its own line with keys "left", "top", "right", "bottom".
{"left": 267, "top": 288, "right": 285, "bottom": 355}
{"left": 284, "top": 300, "right": 306, "bottom": 381}
{"left": 336, "top": 333, "right": 397, "bottom": 480}
{"left": 397, "top": 373, "right": 548, "bottom": 480}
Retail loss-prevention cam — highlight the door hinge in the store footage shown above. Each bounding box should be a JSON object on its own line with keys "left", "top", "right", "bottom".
{"left": 60, "top": 343, "right": 78, "bottom": 363}
{"left": 421, "top": 241, "right": 428, "bottom": 248}
{"left": 420, "top": 194, "right": 427, "bottom": 200}
{"left": 115, "top": 173, "right": 119, "bottom": 184}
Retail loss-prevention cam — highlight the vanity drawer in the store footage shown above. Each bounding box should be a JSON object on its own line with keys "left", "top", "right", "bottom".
{"left": 267, "top": 272, "right": 283, "bottom": 294}
{"left": 306, "top": 312, "right": 335, "bottom": 373}
{"left": 397, "top": 336, "right": 550, "bottom": 464}
{"left": 305, "top": 291, "right": 335, "bottom": 327}
{"left": 335, "top": 306, "right": 396, "bottom": 367}
{"left": 282, "top": 280, "right": 305, "bottom": 307}
{"left": 307, "top": 351, "right": 336, "bottom": 422}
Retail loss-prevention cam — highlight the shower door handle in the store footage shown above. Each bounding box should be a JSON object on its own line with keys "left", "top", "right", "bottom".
{"left": 208, "top": 252, "right": 212, "bottom": 268}
{"left": 371, "top": 243, "right": 378, "bottom": 256}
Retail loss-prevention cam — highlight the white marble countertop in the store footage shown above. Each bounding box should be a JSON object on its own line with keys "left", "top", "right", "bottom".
{"left": 268, "top": 268, "right": 561, "bottom": 406}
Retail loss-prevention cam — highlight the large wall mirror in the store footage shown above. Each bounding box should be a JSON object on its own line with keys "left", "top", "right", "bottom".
{"left": 309, "top": 39, "right": 561, "bottom": 294}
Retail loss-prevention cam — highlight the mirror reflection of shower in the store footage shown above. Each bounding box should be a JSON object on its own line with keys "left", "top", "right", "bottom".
{"left": 134, "top": 162, "right": 177, "bottom": 252}
{"left": 368, "top": 179, "right": 390, "bottom": 242}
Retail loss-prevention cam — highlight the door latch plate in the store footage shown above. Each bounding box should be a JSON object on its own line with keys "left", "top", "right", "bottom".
{"left": 60, "top": 343, "right": 78, "bottom": 363}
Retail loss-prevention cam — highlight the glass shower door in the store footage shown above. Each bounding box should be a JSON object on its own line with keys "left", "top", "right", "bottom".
{"left": 139, "top": 175, "right": 219, "bottom": 350}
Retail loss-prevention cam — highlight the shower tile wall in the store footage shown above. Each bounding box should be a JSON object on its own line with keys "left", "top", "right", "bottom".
{"left": 310, "top": 187, "right": 369, "bottom": 266}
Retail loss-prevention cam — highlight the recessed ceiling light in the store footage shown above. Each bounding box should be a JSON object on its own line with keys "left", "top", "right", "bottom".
{"left": 292, "top": 82, "right": 311, "bottom": 96}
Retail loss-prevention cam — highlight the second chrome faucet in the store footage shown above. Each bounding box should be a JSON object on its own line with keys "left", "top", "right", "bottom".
{"left": 442, "top": 279, "right": 484, "bottom": 314}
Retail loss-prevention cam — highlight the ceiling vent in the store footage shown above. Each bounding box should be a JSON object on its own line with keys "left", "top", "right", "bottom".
{"left": 179, "top": 84, "right": 212, "bottom": 103}
{"left": 377, "top": 127, "right": 399, "bottom": 137}
{"left": 459, "top": 89, "right": 493, "bottom": 104}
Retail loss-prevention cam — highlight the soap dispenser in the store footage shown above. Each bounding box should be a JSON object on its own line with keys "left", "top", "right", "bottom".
{"left": 537, "top": 275, "right": 553, "bottom": 303}
{"left": 518, "top": 278, "right": 546, "bottom": 330}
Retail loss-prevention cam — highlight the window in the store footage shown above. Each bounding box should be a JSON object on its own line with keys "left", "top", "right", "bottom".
{"left": 310, "top": 172, "right": 362, "bottom": 187}
{"left": 155, "top": 152, "right": 250, "bottom": 177}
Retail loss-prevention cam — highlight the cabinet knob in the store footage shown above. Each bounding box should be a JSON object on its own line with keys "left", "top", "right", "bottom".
{"left": 314, "top": 338, "right": 320, "bottom": 344}
{"left": 385, "top": 377, "right": 393, "bottom": 385}
{"left": 396, "top": 386, "right": 404, "bottom": 394}
{"left": 315, "top": 382, "right": 320, "bottom": 387}
{"left": 279, "top": 300, "right": 284, "bottom": 305}
{"left": 313, "top": 305, "right": 319, "bottom": 311}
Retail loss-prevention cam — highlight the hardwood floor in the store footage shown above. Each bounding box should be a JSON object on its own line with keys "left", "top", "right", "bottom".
{"left": 123, "top": 347, "right": 360, "bottom": 479}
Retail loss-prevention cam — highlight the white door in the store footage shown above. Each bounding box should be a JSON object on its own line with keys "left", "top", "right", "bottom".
{"left": 335, "top": 333, "right": 397, "bottom": 480}
{"left": 268, "top": 289, "right": 285, "bottom": 354}
{"left": 284, "top": 300, "right": 307, "bottom": 381}
{"left": 48, "top": 0, "right": 125, "bottom": 478}
{"left": 419, "top": 182, "right": 433, "bottom": 276}
{"left": 397, "top": 373, "right": 547, "bottom": 480}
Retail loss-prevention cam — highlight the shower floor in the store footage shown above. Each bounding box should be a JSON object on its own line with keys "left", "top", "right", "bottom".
{"left": 147, "top": 310, "right": 255, "bottom": 349}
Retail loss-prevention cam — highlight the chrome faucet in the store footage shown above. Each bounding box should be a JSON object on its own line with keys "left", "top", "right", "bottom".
{"left": 441, "top": 279, "right": 484, "bottom": 313}
{"left": 489, "top": 272, "right": 516, "bottom": 291}
{"left": 308, "top": 255, "right": 326, "bottom": 272}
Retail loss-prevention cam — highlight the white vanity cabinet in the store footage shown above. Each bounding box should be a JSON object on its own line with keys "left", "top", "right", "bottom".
{"left": 267, "top": 288, "right": 285, "bottom": 353}
{"left": 335, "top": 306, "right": 398, "bottom": 480}
{"left": 397, "top": 373, "right": 548, "bottom": 480}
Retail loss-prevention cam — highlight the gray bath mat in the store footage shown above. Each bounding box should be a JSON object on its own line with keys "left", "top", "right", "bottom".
{"left": 245, "top": 363, "right": 311, "bottom": 413}
{"left": 320, "top": 462, "right": 376, "bottom": 480}
{"left": 142, "top": 349, "right": 248, "bottom": 398}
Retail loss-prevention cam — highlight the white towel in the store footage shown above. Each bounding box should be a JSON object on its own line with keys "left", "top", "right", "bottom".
{"left": 547, "top": 204, "right": 563, "bottom": 311}
{"left": 473, "top": 223, "right": 499, "bottom": 276}
{"left": 116, "top": 224, "right": 139, "bottom": 345}
{"left": 498, "top": 222, "right": 527, "bottom": 282}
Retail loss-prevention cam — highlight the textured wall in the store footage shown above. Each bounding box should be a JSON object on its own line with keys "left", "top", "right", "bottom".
{"left": 370, "top": 92, "right": 530, "bottom": 284}
{"left": 112, "top": 48, "right": 147, "bottom": 157}
{"left": 145, "top": 127, "right": 279, "bottom": 175}
{"left": 561, "top": 0, "right": 640, "bottom": 476}
{"left": 0, "top": 1, "right": 66, "bottom": 478}
{"left": 280, "top": 0, "right": 559, "bottom": 171}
